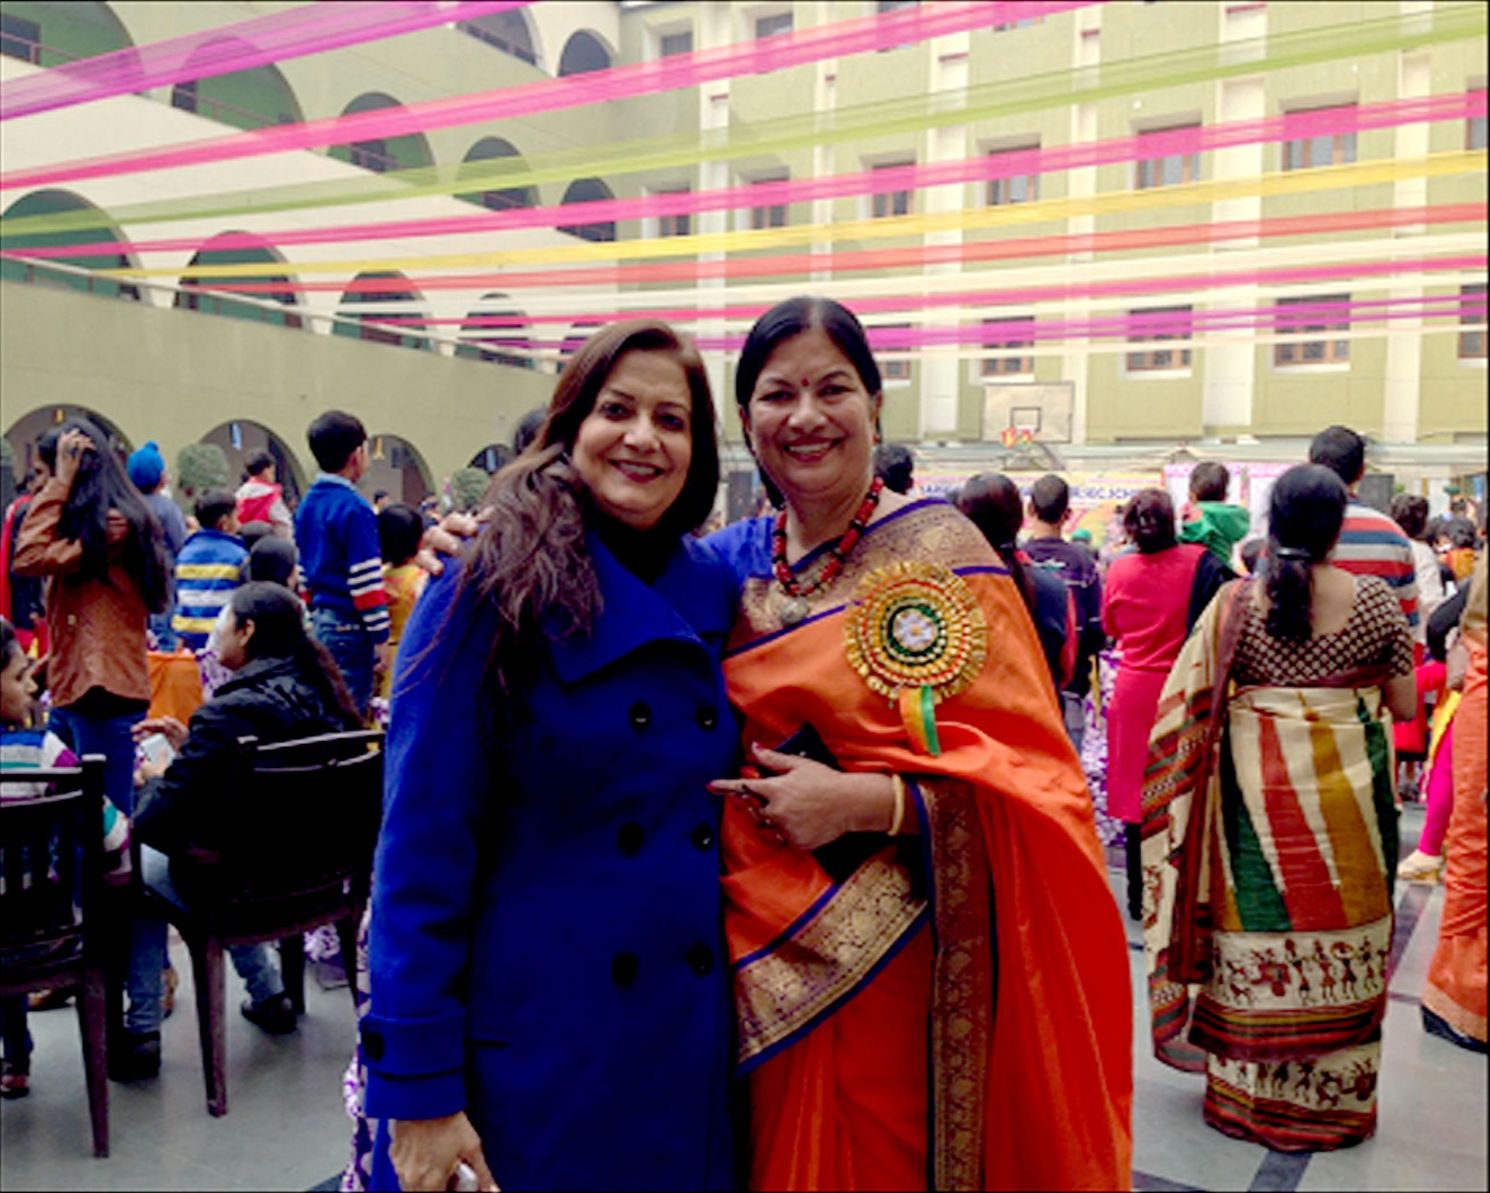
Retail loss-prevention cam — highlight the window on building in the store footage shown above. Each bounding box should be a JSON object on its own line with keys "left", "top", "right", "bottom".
{"left": 1275, "top": 294, "right": 1350, "bottom": 366}
{"left": 349, "top": 139, "right": 395, "bottom": 173}
{"left": 659, "top": 30, "right": 694, "bottom": 57}
{"left": 981, "top": 317, "right": 1036, "bottom": 377}
{"left": 1127, "top": 305, "right": 1193, "bottom": 371}
{"left": 1282, "top": 103, "right": 1358, "bottom": 171}
{"left": 656, "top": 188, "right": 691, "bottom": 238}
{"left": 171, "top": 79, "right": 198, "bottom": 113}
{"left": 1135, "top": 124, "right": 1200, "bottom": 189}
{"left": 875, "top": 325, "right": 912, "bottom": 380}
{"left": 457, "top": 12, "right": 538, "bottom": 65}
{"left": 1460, "top": 283, "right": 1487, "bottom": 360}
{"left": 1469, "top": 89, "right": 1487, "bottom": 151}
{"left": 755, "top": 12, "right": 793, "bottom": 39}
{"left": 987, "top": 143, "right": 1040, "bottom": 206}
{"left": 871, "top": 160, "right": 914, "bottom": 219}
{"left": 748, "top": 173, "right": 789, "bottom": 229}
{"left": 1, "top": 13, "right": 41, "bottom": 63}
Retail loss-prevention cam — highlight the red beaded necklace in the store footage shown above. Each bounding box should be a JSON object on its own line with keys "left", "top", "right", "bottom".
{"left": 772, "top": 476, "right": 885, "bottom": 600}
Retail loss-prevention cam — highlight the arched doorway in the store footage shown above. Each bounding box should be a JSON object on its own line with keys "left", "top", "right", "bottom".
{"left": 169, "top": 39, "right": 303, "bottom": 131}
{"left": 457, "top": 137, "right": 536, "bottom": 211}
{"left": 4, "top": 404, "right": 133, "bottom": 490}
{"left": 557, "top": 178, "right": 615, "bottom": 242}
{"left": 174, "top": 232, "right": 301, "bottom": 327}
{"left": 456, "top": 292, "right": 534, "bottom": 368}
{"left": 0, "top": 1, "right": 133, "bottom": 66}
{"left": 457, "top": 8, "right": 538, "bottom": 67}
{"left": 364, "top": 433, "right": 431, "bottom": 507}
{"left": 334, "top": 271, "right": 429, "bottom": 350}
{"left": 198, "top": 420, "right": 305, "bottom": 510}
{"left": 469, "top": 444, "right": 513, "bottom": 474}
{"left": 329, "top": 92, "right": 434, "bottom": 174}
{"left": 0, "top": 189, "right": 140, "bottom": 299}
{"left": 557, "top": 30, "right": 612, "bottom": 76}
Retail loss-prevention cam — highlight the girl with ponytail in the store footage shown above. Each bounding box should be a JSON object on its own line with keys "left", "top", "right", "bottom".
{"left": 1141, "top": 463, "right": 1418, "bottom": 1150}
{"left": 1103, "top": 487, "right": 1234, "bottom": 919}
{"left": 955, "top": 472, "right": 1077, "bottom": 690}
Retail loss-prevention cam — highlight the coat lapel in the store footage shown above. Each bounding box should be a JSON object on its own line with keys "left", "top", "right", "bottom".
{"left": 548, "top": 534, "right": 724, "bottom": 685}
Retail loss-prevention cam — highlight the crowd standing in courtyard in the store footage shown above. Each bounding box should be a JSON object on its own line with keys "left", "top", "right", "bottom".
{"left": 0, "top": 302, "right": 1485, "bottom": 1190}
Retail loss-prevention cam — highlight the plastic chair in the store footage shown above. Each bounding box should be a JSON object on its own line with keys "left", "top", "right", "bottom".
{"left": 141, "top": 729, "right": 383, "bottom": 1117}
{"left": 0, "top": 755, "right": 110, "bottom": 1158}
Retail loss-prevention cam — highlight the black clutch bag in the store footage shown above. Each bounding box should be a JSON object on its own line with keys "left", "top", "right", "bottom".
{"left": 764, "top": 723, "right": 885, "bottom": 883}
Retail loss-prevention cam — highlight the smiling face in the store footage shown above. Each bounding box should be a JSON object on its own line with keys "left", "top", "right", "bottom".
{"left": 571, "top": 349, "right": 694, "bottom": 532}
{"left": 743, "top": 325, "right": 882, "bottom": 509}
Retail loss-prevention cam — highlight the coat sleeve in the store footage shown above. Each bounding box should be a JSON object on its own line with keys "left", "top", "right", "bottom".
{"left": 132, "top": 698, "right": 245, "bottom": 857}
{"left": 362, "top": 571, "right": 498, "bottom": 1121}
{"left": 11, "top": 479, "right": 81, "bottom": 575}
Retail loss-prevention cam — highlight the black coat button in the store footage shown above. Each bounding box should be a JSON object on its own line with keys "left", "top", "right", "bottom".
{"left": 690, "top": 823, "right": 714, "bottom": 851}
{"left": 362, "top": 1030, "right": 385, "bottom": 1062}
{"left": 629, "top": 701, "right": 651, "bottom": 730}
{"left": 612, "top": 952, "right": 639, "bottom": 987}
{"left": 686, "top": 942, "right": 714, "bottom": 977}
{"left": 695, "top": 705, "right": 719, "bottom": 731}
{"left": 618, "top": 822, "right": 644, "bottom": 856}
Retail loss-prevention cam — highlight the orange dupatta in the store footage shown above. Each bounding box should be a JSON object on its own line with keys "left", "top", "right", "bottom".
{"left": 716, "top": 500, "right": 1132, "bottom": 1192}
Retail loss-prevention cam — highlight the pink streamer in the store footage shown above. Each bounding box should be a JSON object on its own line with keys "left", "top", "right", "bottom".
{"left": 10, "top": 89, "right": 1480, "bottom": 264}
{"left": 0, "top": 2, "right": 530, "bottom": 122}
{"left": 398, "top": 291, "right": 1487, "bottom": 333}
{"left": 0, "top": 1, "right": 1095, "bottom": 191}
{"left": 478, "top": 291, "right": 1485, "bottom": 352}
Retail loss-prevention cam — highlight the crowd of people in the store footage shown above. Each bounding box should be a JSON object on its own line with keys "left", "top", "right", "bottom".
{"left": 0, "top": 296, "right": 1484, "bottom": 1191}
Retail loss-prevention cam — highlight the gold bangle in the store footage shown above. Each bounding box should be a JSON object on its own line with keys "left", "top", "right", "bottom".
{"left": 888, "top": 774, "right": 907, "bottom": 837}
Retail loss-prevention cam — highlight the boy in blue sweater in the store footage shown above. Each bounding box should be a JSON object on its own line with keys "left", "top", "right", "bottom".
{"left": 172, "top": 489, "right": 247, "bottom": 653}
{"left": 295, "top": 412, "right": 388, "bottom": 714}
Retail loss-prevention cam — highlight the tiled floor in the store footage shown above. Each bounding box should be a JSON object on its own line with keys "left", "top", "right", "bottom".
{"left": 2, "top": 806, "right": 1485, "bottom": 1192}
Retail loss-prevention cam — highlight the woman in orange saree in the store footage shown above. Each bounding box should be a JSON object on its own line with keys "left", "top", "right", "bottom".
{"left": 1422, "top": 550, "right": 1487, "bottom": 1051}
{"left": 706, "top": 297, "right": 1132, "bottom": 1191}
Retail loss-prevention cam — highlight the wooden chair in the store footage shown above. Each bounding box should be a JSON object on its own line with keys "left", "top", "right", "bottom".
{"left": 0, "top": 755, "right": 110, "bottom": 1158}
{"left": 141, "top": 729, "right": 383, "bottom": 1117}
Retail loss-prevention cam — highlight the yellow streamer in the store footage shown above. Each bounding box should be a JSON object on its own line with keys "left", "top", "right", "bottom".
{"left": 103, "top": 151, "right": 1486, "bottom": 280}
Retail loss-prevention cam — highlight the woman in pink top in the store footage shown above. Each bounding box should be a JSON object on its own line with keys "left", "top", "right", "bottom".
{"left": 1103, "top": 489, "right": 1232, "bottom": 918}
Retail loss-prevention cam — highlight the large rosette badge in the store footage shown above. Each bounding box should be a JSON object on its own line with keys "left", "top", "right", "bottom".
{"left": 844, "top": 561, "right": 986, "bottom": 755}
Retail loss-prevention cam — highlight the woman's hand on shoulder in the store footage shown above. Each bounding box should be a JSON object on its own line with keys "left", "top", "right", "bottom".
{"left": 390, "top": 1112, "right": 498, "bottom": 1192}
{"left": 710, "top": 746, "right": 894, "bottom": 850}
{"left": 416, "top": 511, "right": 485, "bottom": 577}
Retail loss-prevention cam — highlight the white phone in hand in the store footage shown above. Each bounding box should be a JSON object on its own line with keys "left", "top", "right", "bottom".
{"left": 139, "top": 732, "right": 176, "bottom": 770}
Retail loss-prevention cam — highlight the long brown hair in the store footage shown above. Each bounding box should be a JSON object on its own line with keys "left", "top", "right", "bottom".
{"left": 456, "top": 319, "right": 719, "bottom": 696}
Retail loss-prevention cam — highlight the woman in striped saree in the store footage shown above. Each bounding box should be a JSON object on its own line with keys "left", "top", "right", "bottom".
{"left": 1143, "top": 464, "right": 1416, "bottom": 1151}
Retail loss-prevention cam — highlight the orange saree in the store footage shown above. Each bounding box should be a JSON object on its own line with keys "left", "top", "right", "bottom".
{"left": 712, "top": 500, "right": 1132, "bottom": 1191}
{"left": 1423, "top": 553, "right": 1487, "bottom": 1047}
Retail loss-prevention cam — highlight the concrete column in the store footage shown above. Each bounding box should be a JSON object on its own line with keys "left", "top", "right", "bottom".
{"left": 917, "top": 33, "right": 970, "bottom": 440}
{"left": 1383, "top": 40, "right": 1432, "bottom": 444}
{"left": 1063, "top": 7, "right": 1103, "bottom": 445}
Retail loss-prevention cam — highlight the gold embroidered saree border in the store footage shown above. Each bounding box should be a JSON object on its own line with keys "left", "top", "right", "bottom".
{"left": 919, "top": 776, "right": 994, "bottom": 1193}
{"left": 734, "top": 847, "right": 926, "bottom": 1068}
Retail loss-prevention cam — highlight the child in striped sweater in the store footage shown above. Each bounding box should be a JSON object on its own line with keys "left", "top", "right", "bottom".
{"left": 0, "top": 617, "right": 130, "bottom": 1099}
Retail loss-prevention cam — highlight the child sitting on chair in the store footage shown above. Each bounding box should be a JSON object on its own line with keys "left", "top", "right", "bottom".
{"left": 0, "top": 617, "right": 130, "bottom": 1098}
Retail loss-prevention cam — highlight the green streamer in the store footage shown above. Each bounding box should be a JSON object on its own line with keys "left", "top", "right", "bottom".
{"left": 2, "top": 4, "right": 1483, "bottom": 239}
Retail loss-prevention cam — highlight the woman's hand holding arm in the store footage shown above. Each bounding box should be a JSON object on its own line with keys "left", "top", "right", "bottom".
{"left": 390, "top": 1113, "right": 498, "bottom": 1192}
{"left": 709, "top": 745, "right": 903, "bottom": 850}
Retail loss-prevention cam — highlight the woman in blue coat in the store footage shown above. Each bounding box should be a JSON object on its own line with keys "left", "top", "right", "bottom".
{"left": 362, "top": 321, "right": 739, "bottom": 1191}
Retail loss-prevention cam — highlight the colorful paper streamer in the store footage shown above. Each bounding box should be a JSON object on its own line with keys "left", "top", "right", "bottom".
{"left": 0, "top": 1, "right": 1088, "bottom": 190}
{"left": 11, "top": 91, "right": 1483, "bottom": 264}
{"left": 0, "top": 2, "right": 531, "bottom": 121}
{"left": 3, "top": 3, "right": 1483, "bottom": 238}
{"left": 88, "top": 150, "right": 1486, "bottom": 279}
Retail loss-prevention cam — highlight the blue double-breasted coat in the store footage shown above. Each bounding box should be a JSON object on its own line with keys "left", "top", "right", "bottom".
{"left": 362, "top": 532, "right": 740, "bottom": 1191}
